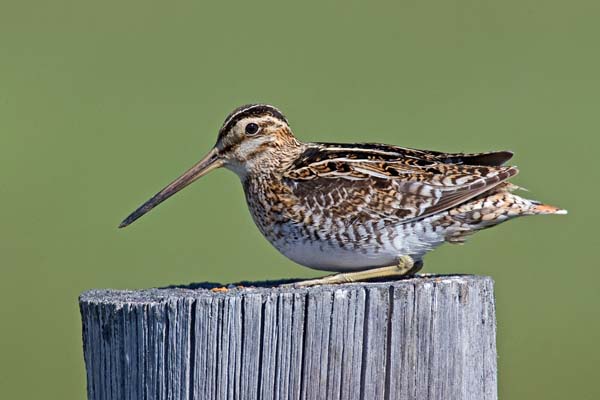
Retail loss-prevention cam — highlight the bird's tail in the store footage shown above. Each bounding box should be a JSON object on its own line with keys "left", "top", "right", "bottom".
{"left": 529, "top": 202, "right": 568, "bottom": 215}
{"left": 476, "top": 182, "right": 568, "bottom": 216}
{"left": 445, "top": 185, "right": 567, "bottom": 243}
{"left": 503, "top": 184, "right": 567, "bottom": 215}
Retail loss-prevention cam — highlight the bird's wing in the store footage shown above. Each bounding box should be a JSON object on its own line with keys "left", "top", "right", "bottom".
{"left": 302, "top": 142, "right": 514, "bottom": 166}
{"left": 282, "top": 143, "right": 518, "bottom": 224}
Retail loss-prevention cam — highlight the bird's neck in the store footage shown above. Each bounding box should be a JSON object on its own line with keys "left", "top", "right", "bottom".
{"left": 250, "top": 141, "right": 305, "bottom": 178}
{"left": 227, "top": 139, "right": 306, "bottom": 182}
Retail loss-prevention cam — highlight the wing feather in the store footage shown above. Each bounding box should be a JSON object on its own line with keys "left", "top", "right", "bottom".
{"left": 283, "top": 144, "right": 518, "bottom": 225}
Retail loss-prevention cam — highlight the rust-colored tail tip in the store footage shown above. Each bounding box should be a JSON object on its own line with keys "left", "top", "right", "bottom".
{"left": 534, "top": 203, "right": 568, "bottom": 215}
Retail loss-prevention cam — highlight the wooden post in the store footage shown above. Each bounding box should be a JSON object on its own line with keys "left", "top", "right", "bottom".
{"left": 79, "top": 275, "right": 497, "bottom": 400}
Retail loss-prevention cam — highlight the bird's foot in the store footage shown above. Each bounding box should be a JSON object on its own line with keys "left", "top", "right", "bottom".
{"left": 286, "top": 255, "right": 418, "bottom": 288}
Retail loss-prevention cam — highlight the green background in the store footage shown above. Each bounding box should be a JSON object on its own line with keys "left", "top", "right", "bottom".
{"left": 1, "top": 1, "right": 597, "bottom": 399}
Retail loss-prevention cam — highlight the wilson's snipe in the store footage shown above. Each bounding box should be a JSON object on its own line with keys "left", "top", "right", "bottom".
{"left": 120, "top": 104, "right": 566, "bottom": 286}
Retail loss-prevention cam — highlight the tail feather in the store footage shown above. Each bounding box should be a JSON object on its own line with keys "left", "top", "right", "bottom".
{"left": 531, "top": 203, "right": 568, "bottom": 215}
{"left": 446, "top": 191, "right": 567, "bottom": 244}
{"left": 449, "top": 191, "right": 567, "bottom": 228}
{"left": 445, "top": 189, "right": 566, "bottom": 244}
{"left": 470, "top": 182, "right": 567, "bottom": 215}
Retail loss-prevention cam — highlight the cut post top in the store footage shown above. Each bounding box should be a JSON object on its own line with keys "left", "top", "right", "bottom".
{"left": 80, "top": 274, "right": 492, "bottom": 305}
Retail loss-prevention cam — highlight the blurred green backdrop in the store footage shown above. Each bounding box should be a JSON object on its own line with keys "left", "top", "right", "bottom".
{"left": 1, "top": 1, "right": 597, "bottom": 399}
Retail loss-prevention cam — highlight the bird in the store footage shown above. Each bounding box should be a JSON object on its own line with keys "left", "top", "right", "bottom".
{"left": 119, "top": 104, "right": 567, "bottom": 286}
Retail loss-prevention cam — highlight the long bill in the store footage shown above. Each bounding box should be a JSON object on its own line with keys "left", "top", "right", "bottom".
{"left": 118, "top": 147, "right": 222, "bottom": 228}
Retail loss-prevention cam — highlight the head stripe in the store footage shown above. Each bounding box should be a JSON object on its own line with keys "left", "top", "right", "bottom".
{"left": 219, "top": 104, "right": 288, "bottom": 139}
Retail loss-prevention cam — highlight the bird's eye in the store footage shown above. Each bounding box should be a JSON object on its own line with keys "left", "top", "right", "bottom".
{"left": 245, "top": 122, "right": 260, "bottom": 135}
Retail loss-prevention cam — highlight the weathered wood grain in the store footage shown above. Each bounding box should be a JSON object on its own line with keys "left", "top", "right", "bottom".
{"left": 80, "top": 275, "right": 497, "bottom": 400}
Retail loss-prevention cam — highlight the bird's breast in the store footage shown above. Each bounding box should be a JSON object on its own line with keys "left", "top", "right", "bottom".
{"left": 241, "top": 177, "right": 452, "bottom": 271}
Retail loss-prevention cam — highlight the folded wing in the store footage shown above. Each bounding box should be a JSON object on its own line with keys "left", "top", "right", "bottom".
{"left": 282, "top": 143, "right": 518, "bottom": 225}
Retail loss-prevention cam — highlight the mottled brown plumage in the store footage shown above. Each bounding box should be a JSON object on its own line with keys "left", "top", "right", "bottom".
{"left": 120, "top": 104, "right": 566, "bottom": 282}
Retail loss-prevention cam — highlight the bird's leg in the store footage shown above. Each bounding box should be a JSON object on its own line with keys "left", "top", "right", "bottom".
{"left": 291, "top": 255, "right": 417, "bottom": 287}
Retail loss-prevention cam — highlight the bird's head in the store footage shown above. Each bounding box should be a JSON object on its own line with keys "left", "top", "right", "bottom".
{"left": 215, "top": 104, "right": 299, "bottom": 176}
{"left": 119, "top": 104, "right": 299, "bottom": 228}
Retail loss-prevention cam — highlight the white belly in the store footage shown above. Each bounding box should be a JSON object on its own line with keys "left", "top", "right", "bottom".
{"left": 276, "top": 239, "right": 399, "bottom": 272}
{"left": 266, "top": 216, "right": 450, "bottom": 272}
